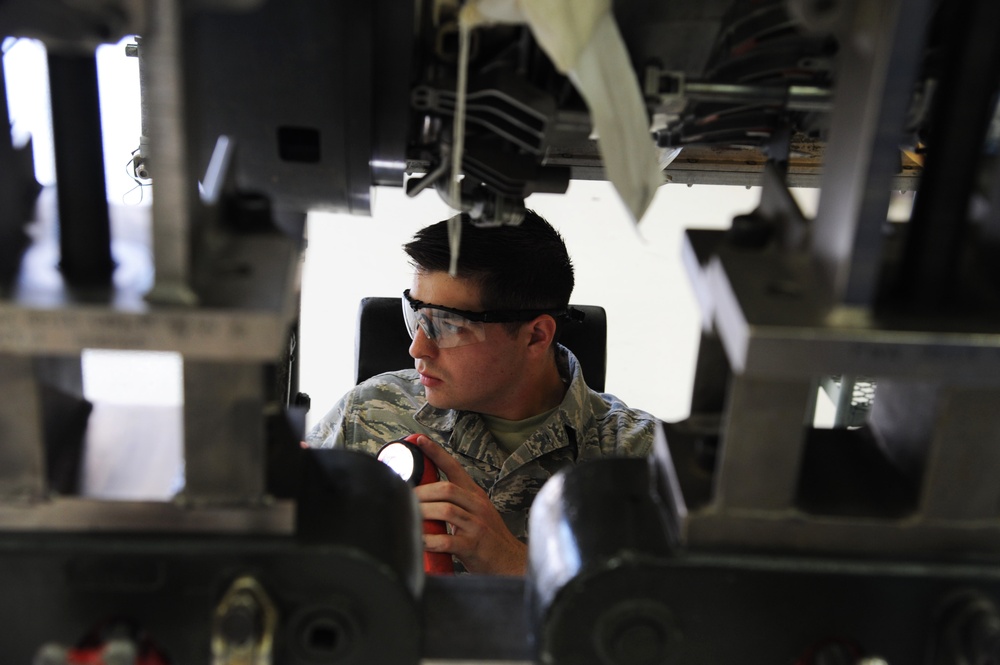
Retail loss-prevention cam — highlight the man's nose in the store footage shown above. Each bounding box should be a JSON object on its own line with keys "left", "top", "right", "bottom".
{"left": 408, "top": 325, "right": 437, "bottom": 359}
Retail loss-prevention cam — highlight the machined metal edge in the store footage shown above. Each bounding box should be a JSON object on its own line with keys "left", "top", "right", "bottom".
{"left": 682, "top": 509, "right": 1000, "bottom": 560}
{"left": 0, "top": 303, "right": 291, "bottom": 360}
{"left": 0, "top": 497, "right": 294, "bottom": 534}
{"left": 707, "top": 250, "right": 1000, "bottom": 384}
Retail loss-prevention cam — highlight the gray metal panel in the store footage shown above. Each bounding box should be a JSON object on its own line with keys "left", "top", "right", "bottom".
{"left": 0, "top": 355, "right": 45, "bottom": 501}
{"left": 182, "top": 361, "right": 267, "bottom": 504}
{"left": 715, "top": 376, "right": 813, "bottom": 510}
{"left": 182, "top": 0, "right": 412, "bottom": 214}
{"left": 920, "top": 388, "right": 1000, "bottom": 520}
{"left": 698, "top": 236, "right": 1000, "bottom": 384}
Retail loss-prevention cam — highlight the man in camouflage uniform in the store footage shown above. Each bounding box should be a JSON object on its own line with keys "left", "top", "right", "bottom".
{"left": 307, "top": 211, "right": 658, "bottom": 575}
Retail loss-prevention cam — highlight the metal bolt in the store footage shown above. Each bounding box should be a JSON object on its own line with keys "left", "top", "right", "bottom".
{"left": 33, "top": 644, "right": 68, "bottom": 665}
{"left": 102, "top": 639, "right": 138, "bottom": 665}
{"left": 595, "top": 600, "right": 677, "bottom": 665}
{"left": 219, "top": 599, "right": 260, "bottom": 646}
{"left": 727, "top": 213, "right": 773, "bottom": 249}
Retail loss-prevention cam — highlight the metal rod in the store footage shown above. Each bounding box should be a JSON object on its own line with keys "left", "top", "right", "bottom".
{"left": 126, "top": 37, "right": 151, "bottom": 180}
{"left": 0, "top": 50, "right": 25, "bottom": 283}
{"left": 833, "top": 375, "right": 856, "bottom": 428}
{"left": 144, "top": 0, "right": 200, "bottom": 305}
{"left": 895, "top": 0, "right": 1000, "bottom": 308}
{"left": 0, "top": 355, "right": 46, "bottom": 501}
{"left": 811, "top": 0, "right": 933, "bottom": 306}
{"left": 47, "top": 49, "right": 115, "bottom": 286}
{"left": 683, "top": 82, "right": 833, "bottom": 112}
{"left": 0, "top": 57, "right": 12, "bottom": 162}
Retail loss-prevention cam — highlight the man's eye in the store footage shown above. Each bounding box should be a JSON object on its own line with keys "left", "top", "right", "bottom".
{"left": 441, "top": 320, "right": 465, "bottom": 335}
{"left": 417, "top": 314, "right": 437, "bottom": 337}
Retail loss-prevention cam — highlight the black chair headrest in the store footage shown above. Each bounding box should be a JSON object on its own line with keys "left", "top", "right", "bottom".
{"left": 354, "top": 297, "right": 607, "bottom": 392}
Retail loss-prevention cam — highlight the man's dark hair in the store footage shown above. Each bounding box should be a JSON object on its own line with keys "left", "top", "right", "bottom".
{"left": 403, "top": 210, "right": 575, "bottom": 324}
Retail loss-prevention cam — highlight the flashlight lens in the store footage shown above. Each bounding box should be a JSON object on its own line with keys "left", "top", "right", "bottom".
{"left": 377, "top": 442, "right": 415, "bottom": 482}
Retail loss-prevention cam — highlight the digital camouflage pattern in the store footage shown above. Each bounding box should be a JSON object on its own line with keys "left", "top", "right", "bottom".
{"left": 306, "top": 347, "right": 659, "bottom": 541}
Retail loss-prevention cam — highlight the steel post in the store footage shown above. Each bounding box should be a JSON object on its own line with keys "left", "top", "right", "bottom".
{"left": 181, "top": 361, "right": 266, "bottom": 504}
{"left": 812, "top": 0, "right": 933, "bottom": 305}
{"left": 47, "top": 49, "right": 115, "bottom": 286}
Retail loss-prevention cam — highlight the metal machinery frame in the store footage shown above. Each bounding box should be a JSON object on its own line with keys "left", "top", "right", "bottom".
{"left": 3, "top": 0, "right": 1000, "bottom": 663}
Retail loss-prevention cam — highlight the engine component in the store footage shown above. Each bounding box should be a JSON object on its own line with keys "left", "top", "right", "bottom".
{"left": 528, "top": 458, "right": 677, "bottom": 665}
{"left": 211, "top": 577, "right": 277, "bottom": 665}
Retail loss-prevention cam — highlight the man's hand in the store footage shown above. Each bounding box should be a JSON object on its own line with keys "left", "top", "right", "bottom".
{"left": 411, "top": 434, "right": 527, "bottom": 576}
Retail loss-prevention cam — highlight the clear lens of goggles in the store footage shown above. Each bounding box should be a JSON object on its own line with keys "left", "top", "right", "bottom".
{"left": 402, "top": 301, "right": 488, "bottom": 349}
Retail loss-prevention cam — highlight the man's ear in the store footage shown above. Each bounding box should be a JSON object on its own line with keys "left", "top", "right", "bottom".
{"left": 526, "top": 315, "right": 557, "bottom": 354}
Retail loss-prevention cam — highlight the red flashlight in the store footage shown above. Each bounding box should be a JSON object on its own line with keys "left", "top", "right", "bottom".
{"left": 376, "top": 434, "right": 454, "bottom": 575}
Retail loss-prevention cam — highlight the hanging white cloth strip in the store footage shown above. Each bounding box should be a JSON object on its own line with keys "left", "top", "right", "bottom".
{"left": 462, "top": 0, "right": 663, "bottom": 224}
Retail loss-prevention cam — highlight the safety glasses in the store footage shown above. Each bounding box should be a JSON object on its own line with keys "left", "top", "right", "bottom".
{"left": 402, "top": 290, "right": 580, "bottom": 349}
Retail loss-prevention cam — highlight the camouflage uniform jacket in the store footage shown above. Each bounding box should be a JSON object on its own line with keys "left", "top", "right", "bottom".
{"left": 306, "top": 346, "right": 658, "bottom": 541}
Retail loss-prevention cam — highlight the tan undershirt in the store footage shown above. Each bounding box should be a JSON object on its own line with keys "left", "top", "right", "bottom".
{"left": 481, "top": 406, "right": 559, "bottom": 461}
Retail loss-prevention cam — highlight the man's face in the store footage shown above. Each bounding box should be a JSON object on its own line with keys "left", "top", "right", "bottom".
{"left": 407, "top": 271, "right": 529, "bottom": 417}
